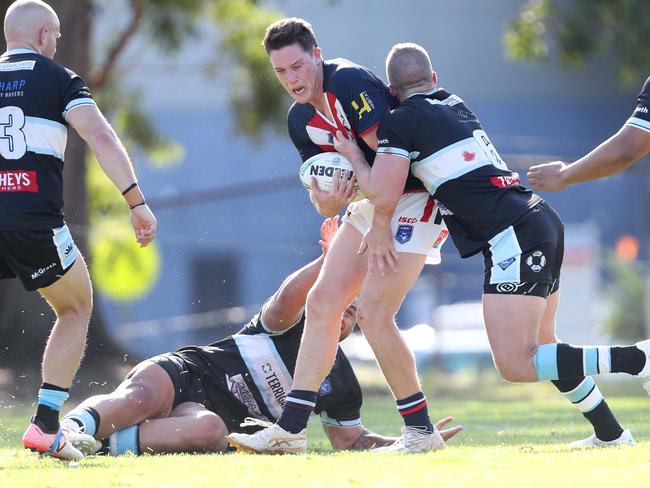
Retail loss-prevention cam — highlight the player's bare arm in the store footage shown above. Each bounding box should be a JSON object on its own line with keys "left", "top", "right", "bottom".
{"left": 261, "top": 216, "right": 339, "bottom": 331}
{"left": 528, "top": 117, "right": 650, "bottom": 192}
{"left": 66, "top": 104, "right": 157, "bottom": 246}
{"left": 324, "top": 416, "right": 463, "bottom": 450}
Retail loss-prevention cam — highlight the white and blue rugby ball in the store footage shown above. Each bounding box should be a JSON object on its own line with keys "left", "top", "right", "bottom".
{"left": 299, "top": 152, "right": 365, "bottom": 201}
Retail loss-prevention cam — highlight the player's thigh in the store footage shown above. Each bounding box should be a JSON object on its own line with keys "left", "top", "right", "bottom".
{"left": 309, "top": 222, "right": 366, "bottom": 308}
{"left": 538, "top": 289, "right": 560, "bottom": 344}
{"left": 169, "top": 401, "right": 228, "bottom": 440}
{"left": 359, "top": 252, "right": 426, "bottom": 315}
{"left": 119, "top": 359, "right": 177, "bottom": 416}
{"left": 38, "top": 254, "right": 92, "bottom": 316}
{"left": 483, "top": 293, "right": 547, "bottom": 377}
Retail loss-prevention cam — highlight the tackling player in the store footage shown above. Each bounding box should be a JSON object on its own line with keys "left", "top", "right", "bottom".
{"left": 0, "top": 0, "right": 157, "bottom": 460}
{"left": 227, "top": 18, "right": 450, "bottom": 454}
{"left": 61, "top": 217, "right": 461, "bottom": 455}
{"left": 528, "top": 75, "right": 650, "bottom": 191}
{"left": 333, "top": 42, "right": 650, "bottom": 448}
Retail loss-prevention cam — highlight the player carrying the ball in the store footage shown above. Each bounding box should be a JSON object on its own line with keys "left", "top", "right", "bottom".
{"left": 228, "top": 18, "right": 449, "bottom": 454}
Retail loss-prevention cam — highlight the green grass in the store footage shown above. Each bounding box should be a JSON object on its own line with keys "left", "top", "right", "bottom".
{"left": 2, "top": 390, "right": 650, "bottom": 487}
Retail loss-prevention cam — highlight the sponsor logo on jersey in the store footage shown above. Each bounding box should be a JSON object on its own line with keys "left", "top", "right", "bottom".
{"left": 377, "top": 138, "right": 389, "bottom": 144}
{"left": 30, "top": 262, "right": 56, "bottom": 280}
{"left": 0, "top": 61, "right": 35, "bottom": 72}
{"left": 498, "top": 256, "right": 516, "bottom": 270}
{"left": 351, "top": 91, "right": 374, "bottom": 119}
{"left": 395, "top": 224, "right": 413, "bottom": 244}
{"left": 0, "top": 170, "right": 37, "bottom": 192}
{"left": 526, "top": 250, "right": 546, "bottom": 272}
{"left": 261, "top": 362, "right": 288, "bottom": 408}
{"left": 226, "top": 373, "right": 266, "bottom": 420}
{"left": 398, "top": 216, "right": 417, "bottom": 224}
{"left": 490, "top": 173, "right": 520, "bottom": 188}
{"left": 319, "top": 378, "right": 332, "bottom": 396}
{"left": 432, "top": 229, "right": 449, "bottom": 249}
{"left": 637, "top": 106, "right": 649, "bottom": 114}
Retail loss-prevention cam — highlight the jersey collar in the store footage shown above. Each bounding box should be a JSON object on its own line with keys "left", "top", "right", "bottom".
{"left": 405, "top": 87, "right": 441, "bottom": 100}
{"left": 2, "top": 48, "right": 38, "bottom": 56}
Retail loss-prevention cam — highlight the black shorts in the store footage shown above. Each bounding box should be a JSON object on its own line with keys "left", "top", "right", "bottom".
{"left": 141, "top": 353, "right": 258, "bottom": 434}
{"left": 0, "top": 224, "right": 79, "bottom": 291}
{"left": 482, "top": 201, "right": 564, "bottom": 298}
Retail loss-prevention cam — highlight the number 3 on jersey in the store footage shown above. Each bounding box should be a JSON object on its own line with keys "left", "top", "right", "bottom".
{"left": 473, "top": 129, "right": 507, "bottom": 170}
{"left": 0, "top": 106, "right": 27, "bottom": 159}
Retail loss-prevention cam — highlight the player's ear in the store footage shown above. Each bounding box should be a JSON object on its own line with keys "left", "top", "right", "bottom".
{"left": 431, "top": 71, "right": 438, "bottom": 87}
{"left": 389, "top": 85, "right": 398, "bottom": 98}
{"left": 313, "top": 46, "right": 322, "bottom": 63}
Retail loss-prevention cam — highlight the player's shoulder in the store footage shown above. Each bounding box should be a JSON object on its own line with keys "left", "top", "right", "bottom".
{"left": 325, "top": 58, "right": 383, "bottom": 91}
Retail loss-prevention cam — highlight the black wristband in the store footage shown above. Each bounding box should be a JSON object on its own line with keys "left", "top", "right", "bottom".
{"left": 121, "top": 182, "right": 138, "bottom": 195}
{"left": 129, "top": 201, "right": 146, "bottom": 210}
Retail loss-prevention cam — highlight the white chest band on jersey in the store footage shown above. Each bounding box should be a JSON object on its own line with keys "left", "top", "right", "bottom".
{"left": 233, "top": 333, "right": 294, "bottom": 420}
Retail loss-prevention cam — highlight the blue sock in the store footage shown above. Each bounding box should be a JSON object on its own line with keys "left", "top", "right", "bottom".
{"left": 277, "top": 390, "right": 317, "bottom": 434}
{"left": 109, "top": 426, "right": 140, "bottom": 456}
{"left": 35, "top": 383, "right": 69, "bottom": 433}
{"left": 397, "top": 391, "right": 434, "bottom": 433}
{"left": 62, "top": 406, "right": 100, "bottom": 436}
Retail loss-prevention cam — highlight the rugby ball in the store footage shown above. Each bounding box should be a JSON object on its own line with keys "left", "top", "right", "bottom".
{"left": 299, "top": 152, "right": 365, "bottom": 201}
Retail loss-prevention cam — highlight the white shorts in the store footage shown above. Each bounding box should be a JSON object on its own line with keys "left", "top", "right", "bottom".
{"left": 342, "top": 192, "right": 449, "bottom": 265}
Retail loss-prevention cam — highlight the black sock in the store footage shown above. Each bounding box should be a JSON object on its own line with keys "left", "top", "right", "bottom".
{"left": 34, "top": 405, "right": 60, "bottom": 434}
{"left": 610, "top": 346, "right": 646, "bottom": 375}
{"left": 552, "top": 377, "right": 623, "bottom": 442}
{"left": 277, "top": 390, "right": 317, "bottom": 434}
{"left": 396, "top": 391, "right": 434, "bottom": 433}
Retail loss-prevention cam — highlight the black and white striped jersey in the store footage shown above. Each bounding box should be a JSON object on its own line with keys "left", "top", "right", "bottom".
{"left": 625, "top": 76, "right": 650, "bottom": 133}
{"left": 0, "top": 48, "right": 95, "bottom": 230}
{"left": 377, "top": 88, "right": 540, "bottom": 258}
{"left": 175, "top": 308, "right": 363, "bottom": 428}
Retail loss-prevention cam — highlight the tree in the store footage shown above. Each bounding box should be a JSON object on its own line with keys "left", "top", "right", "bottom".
{"left": 0, "top": 0, "right": 287, "bottom": 383}
{"left": 504, "top": 0, "right": 650, "bottom": 86}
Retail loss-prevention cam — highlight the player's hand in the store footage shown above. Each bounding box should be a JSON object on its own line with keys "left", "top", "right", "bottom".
{"left": 319, "top": 215, "right": 340, "bottom": 254}
{"left": 527, "top": 161, "right": 569, "bottom": 192}
{"left": 435, "top": 416, "right": 463, "bottom": 442}
{"left": 130, "top": 204, "right": 157, "bottom": 247}
{"left": 358, "top": 222, "right": 399, "bottom": 276}
{"left": 310, "top": 169, "right": 357, "bottom": 217}
{"left": 333, "top": 130, "right": 364, "bottom": 162}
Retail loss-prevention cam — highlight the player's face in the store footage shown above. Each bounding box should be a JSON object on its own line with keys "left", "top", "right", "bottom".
{"left": 41, "top": 19, "right": 60, "bottom": 59}
{"left": 338, "top": 301, "right": 358, "bottom": 341}
{"left": 269, "top": 43, "right": 322, "bottom": 105}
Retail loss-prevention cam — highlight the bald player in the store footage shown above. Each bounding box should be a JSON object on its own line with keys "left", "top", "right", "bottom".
{"left": 0, "top": 0, "right": 157, "bottom": 460}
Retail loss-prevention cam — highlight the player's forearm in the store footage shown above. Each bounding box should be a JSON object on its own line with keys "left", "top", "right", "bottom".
{"left": 348, "top": 429, "right": 397, "bottom": 450}
{"left": 88, "top": 127, "right": 145, "bottom": 207}
{"left": 344, "top": 151, "right": 372, "bottom": 195}
{"left": 564, "top": 130, "right": 643, "bottom": 185}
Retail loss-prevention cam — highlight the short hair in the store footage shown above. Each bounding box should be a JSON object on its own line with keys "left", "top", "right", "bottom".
{"left": 386, "top": 42, "right": 433, "bottom": 93}
{"left": 263, "top": 17, "right": 318, "bottom": 54}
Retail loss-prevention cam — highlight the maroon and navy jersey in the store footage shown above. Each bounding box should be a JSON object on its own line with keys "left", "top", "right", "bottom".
{"left": 0, "top": 49, "right": 95, "bottom": 230}
{"left": 176, "top": 308, "right": 362, "bottom": 427}
{"left": 377, "top": 88, "right": 540, "bottom": 258}
{"left": 625, "top": 76, "right": 650, "bottom": 133}
{"left": 288, "top": 58, "right": 424, "bottom": 192}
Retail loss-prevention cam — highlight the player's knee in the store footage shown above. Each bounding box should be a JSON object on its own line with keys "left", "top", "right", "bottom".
{"left": 191, "top": 412, "right": 228, "bottom": 452}
{"left": 54, "top": 291, "right": 92, "bottom": 322}
{"left": 121, "top": 381, "right": 163, "bottom": 417}
{"left": 306, "top": 287, "right": 340, "bottom": 321}
{"left": 493, "top": 358, "right": 536, "bottom": 383}
{"left": 356, "top": 300, "right": 393, "bottom": 330}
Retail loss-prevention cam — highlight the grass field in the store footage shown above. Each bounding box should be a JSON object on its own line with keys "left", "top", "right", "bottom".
{"left": 2, "top": 384, "right": 650, "bottom": 487}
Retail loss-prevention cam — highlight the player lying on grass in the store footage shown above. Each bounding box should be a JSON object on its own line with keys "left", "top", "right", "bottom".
{"left": 60, "top": 217, "right": 461, "bottom": 456}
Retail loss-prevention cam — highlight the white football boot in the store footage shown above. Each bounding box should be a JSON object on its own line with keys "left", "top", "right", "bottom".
{"left": 569, "top": 428, "right": 634, "bottom": 448}
{"left": 634, "top": 339, "right": 650, "bottom": 394}
{"left": 373, "top": 426, "right": 445, "bottom": 453}
{"left": 60, "top": 418, "right": 102, "bottom": 456}
{"left": 227, "top": 418, "right": 307, "bottom": 454}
